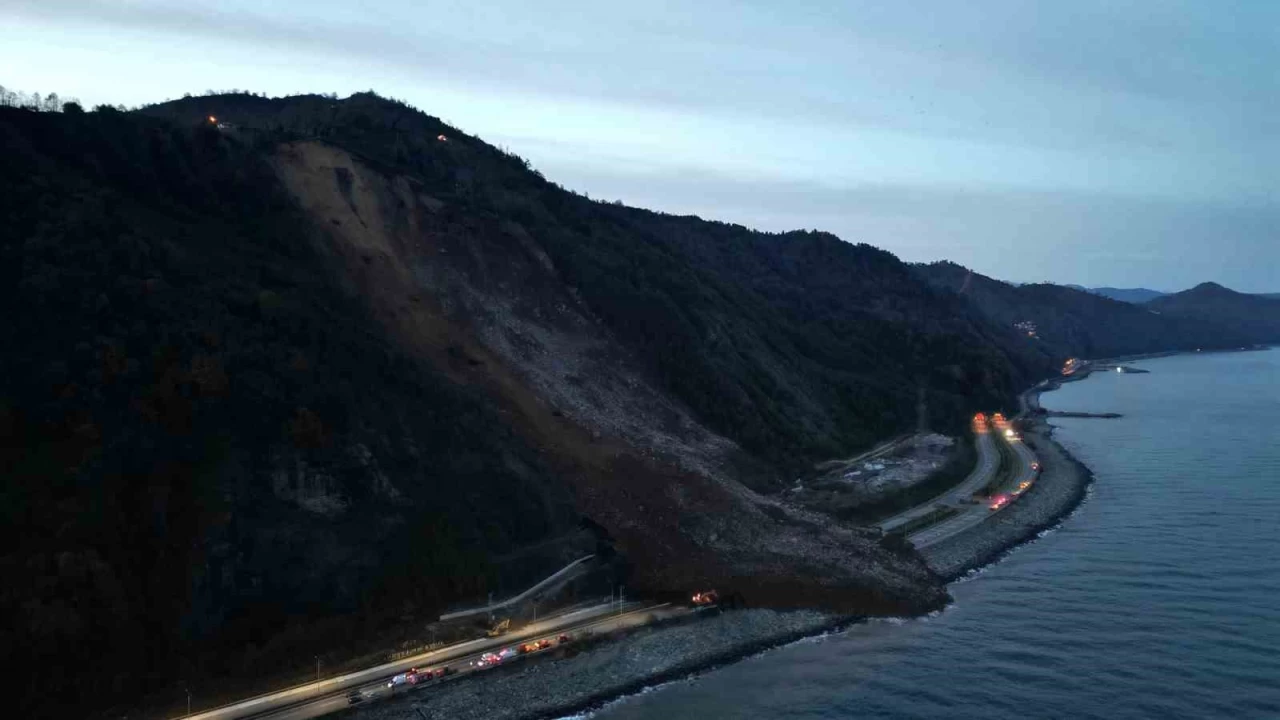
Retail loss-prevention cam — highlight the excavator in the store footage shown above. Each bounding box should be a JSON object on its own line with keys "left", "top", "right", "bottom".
{"left": 486, "top": 618, "right": 511, "bottom": 638}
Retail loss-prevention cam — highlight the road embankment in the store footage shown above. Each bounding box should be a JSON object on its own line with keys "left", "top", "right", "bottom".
{"left": 342, "top": 609, "right": 849, "bottom": 720}
{"left": 919, "top": 392, "right": 1093, "bottom": 580}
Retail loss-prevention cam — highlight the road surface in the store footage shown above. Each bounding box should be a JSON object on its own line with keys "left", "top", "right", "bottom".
{"left": 907, "top": 417, "right": 1039, "bottom": 548}
{"left": 877, "top": 423, "right": 998, "bottom": 533}
{"left": 179, "top": 601, "right": 676, "bottom": 720}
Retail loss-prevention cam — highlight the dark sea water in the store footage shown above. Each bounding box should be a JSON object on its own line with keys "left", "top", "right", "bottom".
{"left": 590, "top": 348, "right": 1280, "bottom": 720}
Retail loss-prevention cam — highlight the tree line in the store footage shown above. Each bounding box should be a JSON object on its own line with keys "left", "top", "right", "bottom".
{"left": 0, "top": 84, "right": 82, "bottom": 113}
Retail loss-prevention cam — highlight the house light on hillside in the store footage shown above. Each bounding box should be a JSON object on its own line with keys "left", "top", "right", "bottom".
{"left": 437, "top": 134, "right": 448, "bottom": 142}
{"left": 208, "top": 115, "right": 217, "bottom": 124}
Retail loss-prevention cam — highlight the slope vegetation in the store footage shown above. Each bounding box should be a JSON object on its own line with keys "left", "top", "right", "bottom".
{"left": 143, "top": 93, "right": 1048, "bottom": 468}
{"left": 1146, "top": 282, "right": 1280, "bottom": 345}
{"left": 914, "top": 262, "right": 1253, "bottom": 358}
{"left": 0, "top": 104, "right": 584, "bottom": 717}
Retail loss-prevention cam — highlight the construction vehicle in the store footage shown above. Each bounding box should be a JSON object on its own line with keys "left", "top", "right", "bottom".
{"left": 486, "top": 618, "right": 511, "bottom": 638}
{"left": 691, "top": 590, "right": 719, "bottom": 606}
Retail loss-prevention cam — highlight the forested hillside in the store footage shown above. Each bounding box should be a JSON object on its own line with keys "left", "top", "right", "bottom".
{"left": 914, "top": 262, "right": 1255, "bottom": 358}
{"left": 0, "top": 103, "right": 582, "bottom": 717}
{"left": 141, "top": 93, "right": 1050, "bottom": 465}
{"left": 1, "top": 93, "right": 1043, "bottom": 716}
{"left": 1146, "top": 283, "right": 1280, "bottom": 345}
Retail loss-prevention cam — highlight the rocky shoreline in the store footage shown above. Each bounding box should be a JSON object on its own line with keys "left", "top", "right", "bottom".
{"left": 342, "top": 609, "right": 850, "bottom": 720}
{"left": 346, "top": 383, "right": 1097, "bottom": 720}
{"left": 919, "top": 410, "right": 1093, "bottom": 580}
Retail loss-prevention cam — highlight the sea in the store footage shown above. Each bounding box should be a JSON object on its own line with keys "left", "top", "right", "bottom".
{"left": 587, "top": 348, "right": 1280, "bottom": 719}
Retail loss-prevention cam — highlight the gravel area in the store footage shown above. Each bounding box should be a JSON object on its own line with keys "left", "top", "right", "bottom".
{"left": 342, "top": 609, "right": 847, "bottom": 720}
{"left": 919, "top": 412, "right": 1093, "bottom": 580}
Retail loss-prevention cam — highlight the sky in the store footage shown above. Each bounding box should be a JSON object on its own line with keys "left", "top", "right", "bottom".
{"left": 2, "top": 0, "right": 1277, "bottom": 291}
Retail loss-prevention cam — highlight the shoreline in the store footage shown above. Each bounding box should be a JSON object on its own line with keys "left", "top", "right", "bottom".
{"left": 918, "top": 407, "right": 1094, "bottom": 581}
{"left": 343, "top": 609, "right": 853, "bottom": 720}
{"left": 346, "top": 377, "right": 1104, "bottom": 720}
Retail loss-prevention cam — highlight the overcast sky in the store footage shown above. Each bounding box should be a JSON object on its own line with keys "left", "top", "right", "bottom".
{"left": 3, "top": 0, "right": 1277, "bottom": 291}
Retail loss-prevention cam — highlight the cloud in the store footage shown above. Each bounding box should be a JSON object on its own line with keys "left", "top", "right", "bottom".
{"left": 4, "top": 0, "right": 1274, "bottom": 290}
{"left": 12, "top": 0, "right": 1274, "bottom": 160}
{"left": 535, "top": 160, "right": 1280, "bottom": 292}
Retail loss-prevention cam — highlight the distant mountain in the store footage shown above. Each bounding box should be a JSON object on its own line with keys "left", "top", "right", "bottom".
{"left": 913, "top": 263, "right": 1253, "bottom": 359}
{"left": 1043, "top": 284, "right": 1166, "bottom": 304}
{"left": 1146, "top": 282, "right": 1280, "bottom": 345}
{"left": 1088, "top": 287, "right": 1168, "bottom": 303}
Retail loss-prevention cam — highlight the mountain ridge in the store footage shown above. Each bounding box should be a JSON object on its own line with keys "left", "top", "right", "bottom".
{"left": 5, "top": 92, "right": 976, "bottom": 717}
{"left": 913, "top": 262, "right": 1257, "bottom": 358}
{"left": 1147, "top": 282, "right": 1280, "bottom": 345}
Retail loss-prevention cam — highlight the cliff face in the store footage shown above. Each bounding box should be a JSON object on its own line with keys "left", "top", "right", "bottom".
{"left": 0, "top": 94, "right": 1058, "bottom": 716}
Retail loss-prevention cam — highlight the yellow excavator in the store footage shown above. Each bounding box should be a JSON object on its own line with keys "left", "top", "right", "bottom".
{"left": 486, "top": 618, "right": 511, "bottom": 638}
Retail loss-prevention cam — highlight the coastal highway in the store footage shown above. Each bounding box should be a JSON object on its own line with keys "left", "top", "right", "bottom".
{"left": 179, "top": 601, "right": 678, "bottom": 720}
{"left": 877, "top": 419, "right": 998, "bottom": 533}
{"left": 907, "top": 418, "right": 1039, "bottom": 548}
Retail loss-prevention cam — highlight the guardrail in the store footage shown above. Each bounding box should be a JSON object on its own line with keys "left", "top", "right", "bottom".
{"left": 438, "top": 554, "right": 595, "bottom": 622}
{"left": 389, "top": 641, "right": 447, "bottom": 662}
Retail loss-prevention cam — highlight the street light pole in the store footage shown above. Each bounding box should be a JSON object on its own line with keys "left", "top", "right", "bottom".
{"left": 315, "top": 656, "right": 320, "bottom": 683}
{"left": 185, "top": 686, "right": 191, "bottom": 718}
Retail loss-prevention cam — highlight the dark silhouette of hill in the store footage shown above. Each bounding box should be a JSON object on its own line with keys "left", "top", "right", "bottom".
{"left": 0, "top": 92, "right": 1061, "bottom": 716}
{"left": 1146, "top": 282, "right": 1280, "bottom": 345}
{"left": 1088, "top": 286, "right": 1167, "bottom": 303}
{"left": 0, "top": 101, "right": 587, "bottom": 717}
{"left": 139, "top": 92, "right": 1048, "bottom": 464}
{"left": 913, "top": 262, "right": 1253, "bottom": 358}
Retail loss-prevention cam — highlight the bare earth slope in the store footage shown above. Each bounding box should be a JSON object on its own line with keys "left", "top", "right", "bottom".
{"left": 270, "top": 140, "right": 948, "bottom": 614}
